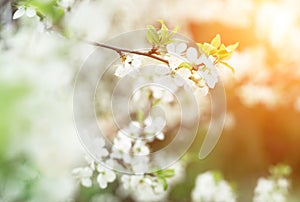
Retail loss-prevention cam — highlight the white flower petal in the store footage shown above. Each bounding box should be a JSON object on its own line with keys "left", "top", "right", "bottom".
{"left": 71, "top": 168, "right": 82, "bottom": 175}
{"left": 186, "top": 47, "right": 198, "bottom": 63}
{"left": 156, "top": 132, "right": 165, "bottom": 140}
{"left": 198, "top": 54, "right": 215, "bottom": 69}
{"left": 26, "top": 7, "right": 36, "bottom": 18}
{"left": 13, "top": 7, "right": 25, "bottom": 19}
{"left": 173, "top": 75, "right": 184, "bottom": 86}
{"left": 97, "top": 175, "right": 108, "bottom": 189}
{"left": 105, "top": 170, "right": 116, "bottom": 182}
{"left": 133, "top": 140, "right": 150, "bottom": 155}
{"left": 81, "top": 178, "right": 92, "bottom": 187}
{"left": 155, "top": 66, "right": 170, "bottom": 75}
{"left": 196, "top": 85, "right": 209, "bottom": 96}
{"left": 96, "top": 164, "right": 104, "bottom": 173}
{"left": 151, "top": 86, "right": 163, "bottom": 99}
{"left": 168, "top": 55, "right": 183, "bottom": 70}
{"left": 176, "top": 43, "right": 187, "bottom": 54}
{"left": 99, "top": 148, "right": 109, "bottom": 157}
{"left": 177, "top": 68, "right": 192, "bottom": 80}
{"left": 113, "top": 131, "right": 132, "bottom": 152}
{"left": 153, "top": 117, "right": 166, "bottom": 130}
{"left": 166, "top": 43, "right": 175, "bottom": 53}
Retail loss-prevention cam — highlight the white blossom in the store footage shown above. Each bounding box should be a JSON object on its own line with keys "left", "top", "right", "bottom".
{"left": 144, "top": 116, "right": 166, "bottom": 135}
{"left": 131, "top": 156, "right": 150, "bottom": 173}
{"left": 197, "top": 54, "right": 218, "bottom": 88}
{"left": 120, "top": 174, "right": 168, "bottom": 202}
{"left": 149, "top": 85, "right": 174, "bottom": 103}
{"left": 253, "top": 177, "right": 290, "bottom": 202}
{"left": 166, "top": 42, "right": 187, "bottom": 70}
{"left": 186, "top": 47, "right": 202, "bottom": 65}
{"left": 167, "top": 42, "right": 187, "bottom": 56}
{"left": 133, "top": 140, "right": 150, "bottom": 155}
{"left": 72, "top": 167, "right": 93, "bottom": 187}
{"left": 192, "top": 171, "right": 236, "bottom": 202}
{"left": 13, "top": 6, "right": 36, "bottom": 20}
{"left": 123, "top": 121, "right": 142, "bottom": 138}
{"left": 92, "top": 137, "right": 109, "bottom": 159}
{"left": 96, "top": 164, "right": 116, "bottom": 189}
{"left": 113, "top": 131, "right": 132, "bottom": 153}
{"left": 115, "top": 55, "right": 142, "bottom": 77}
{"left": 238, "top": 84, "right": 279, "bottom": 108}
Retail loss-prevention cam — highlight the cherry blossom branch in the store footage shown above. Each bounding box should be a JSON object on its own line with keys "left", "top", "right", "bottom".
{"left": 85, "top": 40, "right": 169, "bottom": 65}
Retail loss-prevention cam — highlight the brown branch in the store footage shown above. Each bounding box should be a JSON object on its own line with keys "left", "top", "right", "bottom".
{"left": 85, "top": 40, "right": 169, "bottom": 65}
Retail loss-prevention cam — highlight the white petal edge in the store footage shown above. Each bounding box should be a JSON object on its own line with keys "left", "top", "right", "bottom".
{"left": 26, "top": 7, "right": 36, "bottom": 18}
{"left": 186, "top": 47, "right": 198, "bottom": 62}
{"left": 176, "top": 42, "right": 187, "bottom": 54}
{"left": 13, "top": 7, "right": 25, "bottom": 20}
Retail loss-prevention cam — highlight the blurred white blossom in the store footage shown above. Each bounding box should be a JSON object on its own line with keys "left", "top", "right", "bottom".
{"left": 13, "top": 6, "right": 36, "bottom": 19}
{"left": 72, "top": 167, "right": 93, "bottom": 187}
{"left": 192, "top": 171, "right": 236, "bottom": 202}
{"left": 96, "top": 164, "right": 117, "bottom": 189}
{"left": 253, "top": 177, "right": 290, "bottom": 202}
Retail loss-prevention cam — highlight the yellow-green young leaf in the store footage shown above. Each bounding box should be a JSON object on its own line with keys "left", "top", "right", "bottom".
{"left": 146, "top": 25, "right": 159, "bottom": 44}
{"left": 226, "top": 42, "right": 239, "bottom": 52}
{"left": 146, "top": 30, "right": 159, "bottom": 45}
{"left": 197, "top": 43, "right": 210, "bottom": 56}
{"left": 137, "top": 109, "right": 145, "bottom": 123}
{"left": 198, "top": 42, "right": 217, "bottom": 56}
{"left": 217, "top": 52, "right": 231, "bottom": 61}
{"left": 146, "top": 31, "right": 155, "bottom": 44}
{"left": 269, "top": 164, "right": 292, "bottom": 177}
{"left": 211, "top": 34, "right": 221, "bottom": 48}
{"left": 178, "top": 62, "right": 193, "bottom": 70}
{"left": 212, "top": 171, "right": 223, "bottom": 183}
{"left": 158, "top": 20, "right": 169, "bottom": 44}
{"left": 152, "top": 98, "right": 161, "bottom": 107}
{"left": 172, "top": 25, "right": 179, "bottom": 34}
{"left": 216, "top": 45, "right": 230, "bottom": 58}
{"left": 158, "top": 177, "right": 168, "bottom": 190}
{"left": 219, "top": 61, "right": 235, "bottom": 73}
{"left": 164, "top": 26, "right": 179, "bottom": 44}
{"left": 158, "top": 19, "right": 168, "bottom": 32}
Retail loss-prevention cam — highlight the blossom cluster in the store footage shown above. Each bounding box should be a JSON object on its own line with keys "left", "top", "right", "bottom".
{"left": 253, "top": 165, "right": 291, "bottom": 202}
{"left": 191, "top": 171, "right": 236, "bottom": 202}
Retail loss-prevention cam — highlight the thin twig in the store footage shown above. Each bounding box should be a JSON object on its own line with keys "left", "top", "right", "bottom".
{"left": 85, "top": 40, "right": 169, "bottom": 65}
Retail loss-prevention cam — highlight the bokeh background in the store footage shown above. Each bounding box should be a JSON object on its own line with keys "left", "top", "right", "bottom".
{"left": 1, "top": 0, "right": 300, "bottom": 201}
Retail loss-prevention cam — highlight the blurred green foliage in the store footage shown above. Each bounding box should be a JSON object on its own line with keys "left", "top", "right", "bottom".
{"left": 0, "top": 83, "right": 28, "bottom": 158}
{"left": 16, "top": 0, "right": 65, "bottom": 25}
{"left": 0, "top": 83, "right": 40, "bottom": 201}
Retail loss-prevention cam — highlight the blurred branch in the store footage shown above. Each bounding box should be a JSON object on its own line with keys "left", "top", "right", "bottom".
{"left": 0, "top": 0, "right": 12, "bottom": 26}
{"left": 85, "top": 40, "right": 169, "bottom": 65}
{"left": 0, "top": 0, "right": 11, "bottom": 9}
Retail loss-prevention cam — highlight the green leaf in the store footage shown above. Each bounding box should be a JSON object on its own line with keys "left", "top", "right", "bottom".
{"left": 156, "top": 169, "right": 175, "bottom": 178}
{"left": 158, "top": 177, "right": 168, "bottom": 190}
{"left": 158, "top": 20, "right": 169, "bottom": 45}
{"left": 146, "top": 20, "right": 178, "bottom": 47}
{"left": 146, "top": 25, "right": 159, "bottom": 45}
{"left": 269, "top": 164, "right": 292, "bottom": 177}
{"left": 29, "top": 0, "right": 65, "bottom": 24}
{"left": 151, "top": 98, "right": 161, "bottom": 107}
{"left": 212, "top": 171, "right": 223, "bottom": 183}
{"left": 146, "top": 25, "right": 159, "bottom": 44}
{"left": 137, "top": 109, "right": 145, "bottom": 123}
